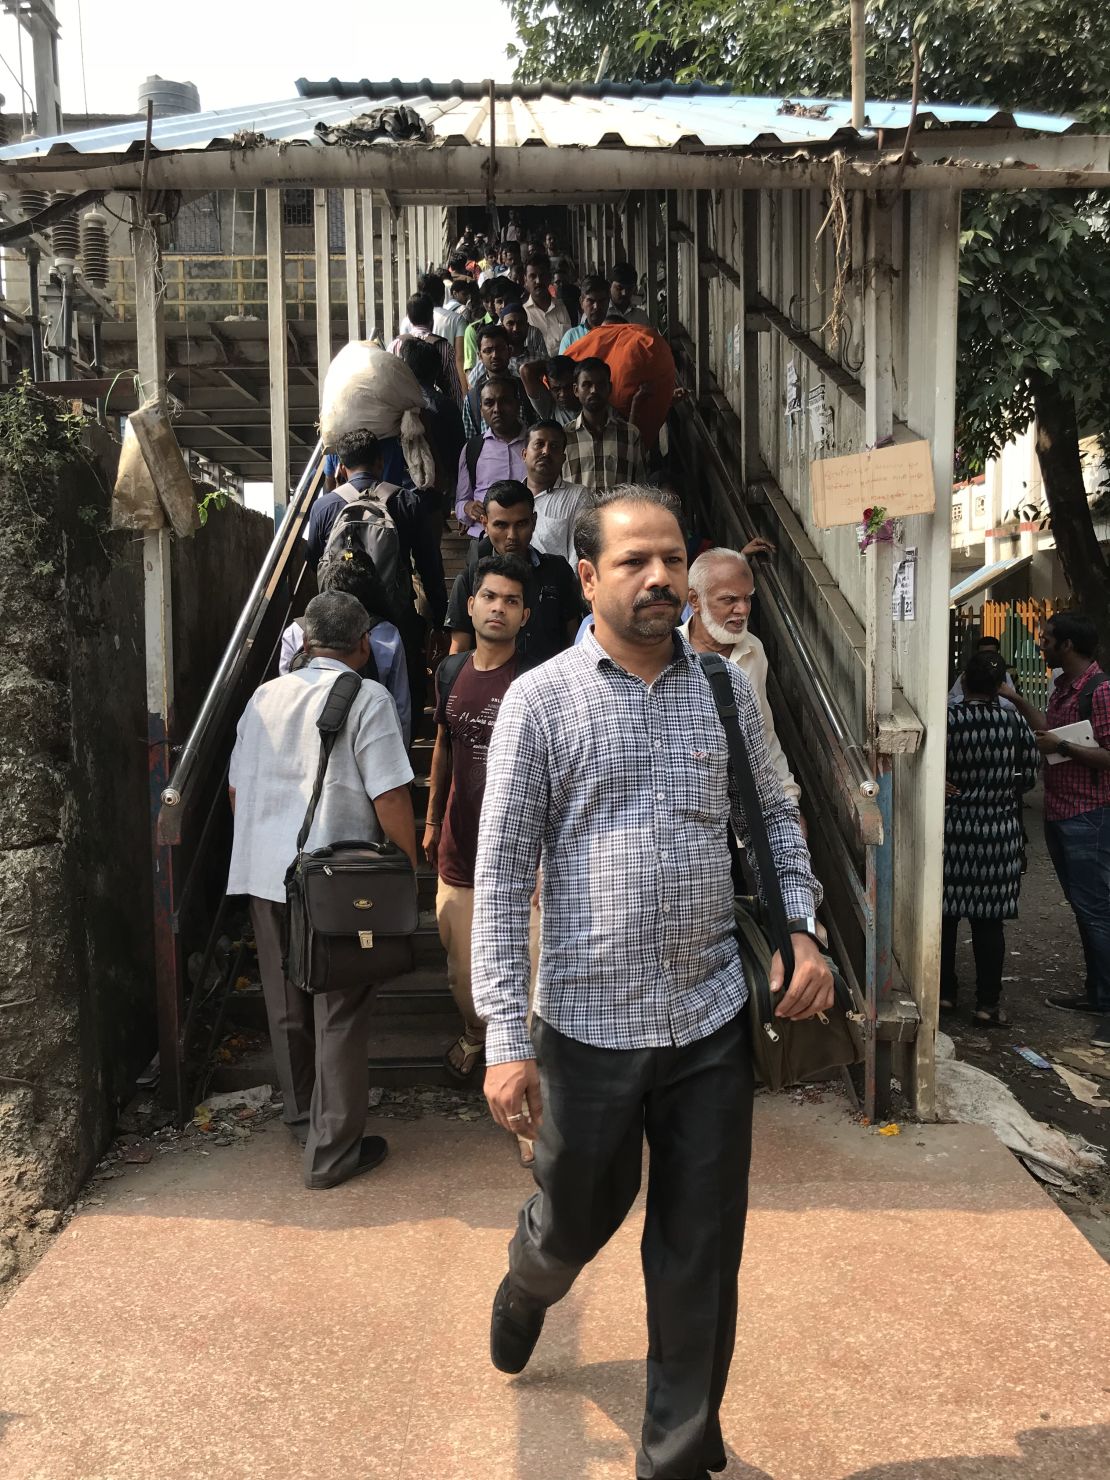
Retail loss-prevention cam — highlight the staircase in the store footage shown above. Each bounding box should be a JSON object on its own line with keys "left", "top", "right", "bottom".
{"left": 359, "top": 527, "right": 477, "bottom": 1087}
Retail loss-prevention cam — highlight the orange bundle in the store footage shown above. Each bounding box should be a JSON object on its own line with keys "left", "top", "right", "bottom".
{"left": 563, "top": 323, "right": 676, "bottom": 448}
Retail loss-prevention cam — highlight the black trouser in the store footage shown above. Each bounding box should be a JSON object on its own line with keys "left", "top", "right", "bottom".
{"left": 509, "top": 1012, "right": 754, "bottom": 1480}
{"left": 940, "top": 915, "right": 1006, "bottom": 1010}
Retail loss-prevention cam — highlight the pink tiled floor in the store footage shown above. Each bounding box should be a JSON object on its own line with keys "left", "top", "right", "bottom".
{"left": 1, "top": 1094, "right": 1108, "bottom": 1479}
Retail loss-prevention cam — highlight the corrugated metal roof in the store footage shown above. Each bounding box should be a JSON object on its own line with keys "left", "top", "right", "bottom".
{"left": 0, "top": 83, "right": 1078, "bottom": 164}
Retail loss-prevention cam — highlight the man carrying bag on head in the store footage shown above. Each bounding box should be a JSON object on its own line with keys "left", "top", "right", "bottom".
{"left": 473, "top": 485, "right": 833, "bottom": 1480}
{"left": 228, "top": 591, "right": 417, "bottom": 1190}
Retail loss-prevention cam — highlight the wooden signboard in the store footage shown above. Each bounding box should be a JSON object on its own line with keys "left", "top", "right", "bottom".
{"left": 810, "top": 439, "right": 936, "bottom": 528}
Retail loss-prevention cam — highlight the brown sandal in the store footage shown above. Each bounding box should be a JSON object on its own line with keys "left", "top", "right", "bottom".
{"left": 444, "top": 1030, "right": 485, "bottom": 1082}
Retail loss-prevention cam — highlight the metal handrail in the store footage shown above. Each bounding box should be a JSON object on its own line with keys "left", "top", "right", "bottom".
{"left": 684, "top": 399, "right": 880, "bottom": 804}
{"left": 158, "top": 441, "right": 325, "bottom": 843}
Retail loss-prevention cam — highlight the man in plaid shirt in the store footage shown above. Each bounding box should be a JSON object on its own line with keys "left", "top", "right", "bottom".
{"left": 473, "top": 485, "right": 831, "bottom": 1480}
{"left": 562, "top": 357, "right": 647, "bottom": 492}
{"left": 1005, "top": 612, "right": 1110, "bottom": 1047}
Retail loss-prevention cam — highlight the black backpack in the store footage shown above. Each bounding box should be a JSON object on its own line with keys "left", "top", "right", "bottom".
{"left": 434, "top": 652, "right": 471, "bottom": 713}
{"left": 464, "top": 435, "right": 484, "bottom": 491}
{"left": 1077, "top": 670, "right": 1110, "bottom": 721}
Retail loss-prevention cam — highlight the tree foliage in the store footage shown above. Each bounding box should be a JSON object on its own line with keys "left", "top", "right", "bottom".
{"left": 512, "top": 0, "right": 1110, "bottom": 635}
{"left": 505, "top": 1, "right": 689, "bottom": 84}
{"left": 634, "top": 0, "right": 1110, "bottom": 120}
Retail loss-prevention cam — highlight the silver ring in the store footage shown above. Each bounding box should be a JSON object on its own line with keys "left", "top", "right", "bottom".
{"left": 507, "top": 1113, "right": 526, "bottom": 1122}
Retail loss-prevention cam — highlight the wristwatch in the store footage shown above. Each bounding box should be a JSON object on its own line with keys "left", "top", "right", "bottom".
{"left": 787, "top": 915, "right": 828, "bottom": 949}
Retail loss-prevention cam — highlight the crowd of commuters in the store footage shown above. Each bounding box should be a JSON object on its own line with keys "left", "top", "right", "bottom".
{"left": 221, "top": 213, "right": 1110, "bottom": 1475}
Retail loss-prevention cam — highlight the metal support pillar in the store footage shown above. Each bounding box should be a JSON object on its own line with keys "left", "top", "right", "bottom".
{"left": 396, "top": 206, "right": 410, "bottom": 316}
{"left": 379, "top": 197, "right": 395, "bottom": 341}
{"left": 133, "top": 205, "right": 183, "bottom": 1115}
{"left": 645, "top": 190, "right": 661, "bottom": 331}
{"left": 360, "top": 190, "right": 377, "bottom": 338}
{"left": 863, "top": 197, "right": 896, "bottom": 1119}
{"left": 313, "top": 188, "right": 332, "bottom": 377}
{"left": 664, "top": 190, "right": 680, "bottom": 339}
{"left": 693, "top": 190, "right": 712, "bottom": 402}
{"left": 738, "top": 191, "right": 765, "bottom": 486}
{"left": 266, "top": 189, "right": 290, "bottom": 517}
{"left": 342, "top": 189, "right": 359, "bottom": 342}
{"left": 28, "top": 2, "right": 62, "bottom": 136}
{"left": 26, "top": 247, "right": 44, "bottom": 379}
{"left": 905, "top": 188, "right": 962, "bottom": 1117}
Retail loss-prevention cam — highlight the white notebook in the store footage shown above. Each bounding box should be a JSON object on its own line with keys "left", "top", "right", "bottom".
{"left": 1045, "top": 719, "right": 1098, "bottom": 764}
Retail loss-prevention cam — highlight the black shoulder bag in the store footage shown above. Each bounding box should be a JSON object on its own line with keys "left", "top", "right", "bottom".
{"left": 699, "top": 653, "right": 865, "bottom": 1090}
{"left": 282, "top": 669, "right": 419, "bottom": 994}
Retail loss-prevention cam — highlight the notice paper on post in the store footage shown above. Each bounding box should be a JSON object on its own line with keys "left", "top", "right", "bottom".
{"left": 810, "top": 440, "right": 936, "bottom": 528}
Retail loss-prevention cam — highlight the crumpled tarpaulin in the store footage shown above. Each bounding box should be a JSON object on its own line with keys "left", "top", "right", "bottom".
{"left": 314, "top": 106, "right": 430, "bottom": 146}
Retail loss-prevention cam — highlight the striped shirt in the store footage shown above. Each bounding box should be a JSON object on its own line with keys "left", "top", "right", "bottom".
{"left": 472, "top": 628, "right": 820, "bottom": 1063}
{"left": 562, "top": 408, "right": 646, "bottom": 492}
{"left": 388, "top": 328, "right": 462, "bottom": 404}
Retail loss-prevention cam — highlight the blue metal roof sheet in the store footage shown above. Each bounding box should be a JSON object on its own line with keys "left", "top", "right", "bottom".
{"left": 0, "top": 86, "right": 1079, "bottom": 164}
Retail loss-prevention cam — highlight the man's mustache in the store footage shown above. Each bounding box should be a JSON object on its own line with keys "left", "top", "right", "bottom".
{"left": 633, "top": 589, "right": 681, "bottom": 610}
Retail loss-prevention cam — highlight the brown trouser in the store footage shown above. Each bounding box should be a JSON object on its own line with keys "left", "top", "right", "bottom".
{"left": 436, "top": 880, "right": 540, "bottom": 1025}
{"left": 250, "top": 898, "right": 376, "bottom": 1188}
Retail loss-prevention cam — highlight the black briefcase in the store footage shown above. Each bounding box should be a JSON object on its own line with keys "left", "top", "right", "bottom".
{"left": 283, "top": 671, "right": 418, "bottom": 994}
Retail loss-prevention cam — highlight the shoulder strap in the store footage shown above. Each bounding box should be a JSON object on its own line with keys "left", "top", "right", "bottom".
{"left": 1077, "top": 670, "right": 1109, "bottom": 721}
{"left": 698, "top": 652, "right": 795, "bottom": 986}
{"left": 465, "top": 432, "right": 484, "bottom": 489}
{"left": 435, "top": 651, "right": 470, "bottom": 711}
{"left": 295, "top": 670, "right": 363, "bottom": 854}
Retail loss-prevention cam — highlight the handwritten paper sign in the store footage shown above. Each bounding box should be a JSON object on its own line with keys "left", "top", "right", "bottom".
{"left": 810, "top": 440, "right": 936, "bottom": 528}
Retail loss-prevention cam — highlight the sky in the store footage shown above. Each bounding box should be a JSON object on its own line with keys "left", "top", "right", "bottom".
{"left": 0, "top": 0, "right": 520, "bottom": 123}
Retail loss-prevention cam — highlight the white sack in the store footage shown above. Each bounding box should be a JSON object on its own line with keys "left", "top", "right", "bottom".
{"left": 319, "top": 341, "right": 436, "bottom": 489}
{"left": 935, "top": 1054, "right": 1103, "bottom": 1190}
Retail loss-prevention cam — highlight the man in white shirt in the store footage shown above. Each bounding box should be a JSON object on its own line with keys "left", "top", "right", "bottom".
{"left": 228, "top": 592, "right": 417, "bottom": 1190}
{"left": 399, "top": 272, "right": 467, "bottom": 391}
{"left": 679, "top": 545, "right": 801, "bottom": 808}
{"left": 521, "top": 419, "right": 592, "bottom": 568}
{"left": 523, "top": 253, "right": 572, "bottom": 357}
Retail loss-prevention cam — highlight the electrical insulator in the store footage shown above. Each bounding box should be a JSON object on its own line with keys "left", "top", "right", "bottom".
{"left": 19, "top": 186, "right": 49, "bottom": 221}
{"left": 80, "top": 210, "right": 110, "bottom": 288}
{"left": 50, "top": 193, "right": 80, "bottom": 268}
{"left": 18, "top": 133, "right": 47, "bottom": 221}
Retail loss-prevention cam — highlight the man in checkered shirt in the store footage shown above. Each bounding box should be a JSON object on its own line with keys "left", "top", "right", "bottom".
{"left": 561, "top": 357, "right": 647, "bottom": 492}
{"left": 472, "top": 486, "right": 831, "bottom": 1480}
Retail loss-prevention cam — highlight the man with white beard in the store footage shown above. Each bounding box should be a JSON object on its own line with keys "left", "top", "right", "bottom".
{"left": 680, "top": 545, "right": 801, "bottom": 809}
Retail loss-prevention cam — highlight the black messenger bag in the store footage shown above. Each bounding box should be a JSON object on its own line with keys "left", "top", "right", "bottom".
{"left": 282, "top": 669, "right": 418, "bottom": 994}
{"left": 698, "top": 652, "right": 865, "bottom": 1090}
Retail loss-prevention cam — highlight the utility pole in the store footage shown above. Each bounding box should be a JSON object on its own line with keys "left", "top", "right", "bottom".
{"left": 2, "top": 1, "right": 62, "bottom": 135}
{"left": 850, "top": 0, "right": 866, "bottom": 130}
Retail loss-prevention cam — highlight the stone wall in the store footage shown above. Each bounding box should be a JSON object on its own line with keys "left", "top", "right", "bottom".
{"left": 0, "top": 429, "right": 271, "bottom": 1279}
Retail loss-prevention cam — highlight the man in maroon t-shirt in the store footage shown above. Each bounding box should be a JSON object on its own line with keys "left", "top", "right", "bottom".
{"left": 424, "top": 553, "right": 532, "bottom": 1092}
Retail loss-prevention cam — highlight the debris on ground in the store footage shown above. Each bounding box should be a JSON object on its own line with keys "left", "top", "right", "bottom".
{"left": 877, "top": 1123, "right": 901, "bottom": 1137}
{"left": 369, "top": 1084, "right": 486, "bottom": 1122}
{"left": 1052, "top": 1063, "right": 1110, "bottom": 1111}
{"left": 1054, "top": 1047, "right": 1110, "bottom": 1082}
{"left": 1014, "top": 1047, "right": 1052, "bottom": 1070}
{"left": 936, "top": 1032, "right": 1103, "bottom": 1192}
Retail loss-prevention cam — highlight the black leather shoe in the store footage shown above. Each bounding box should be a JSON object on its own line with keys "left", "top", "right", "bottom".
{"left": 490, "top": 1273, "right": 545, "bottom": 1374}
{"left": 306, "top": 1135, "right": 388, "bottom": 1190}
{"left": 1047, "top": 992, "right": 1098, "bottom": 1014}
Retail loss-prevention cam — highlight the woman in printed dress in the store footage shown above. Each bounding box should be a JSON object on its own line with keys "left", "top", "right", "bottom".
{"left": 942, "top": 649, "right": 1040, "bottom": 1026}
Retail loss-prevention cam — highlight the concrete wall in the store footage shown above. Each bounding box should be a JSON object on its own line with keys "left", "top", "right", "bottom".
{"left": 0, "top": 427, "right": 270, "bottom": 1276}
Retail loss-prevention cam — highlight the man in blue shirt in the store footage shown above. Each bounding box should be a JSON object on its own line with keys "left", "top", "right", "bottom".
{"left": 558, "top": 275, "right": 616, "bottom": 353}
